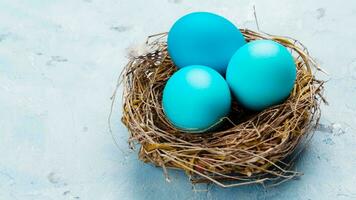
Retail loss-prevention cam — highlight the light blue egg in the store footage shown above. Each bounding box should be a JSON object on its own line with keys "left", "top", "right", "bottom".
{"left": 162, "top": 65, "right": 231, "bottom": 132}
{"left": 168, "top": 12, "right": 246, "bottom": 74}
{"left": 226, "top": 40, "right": 297, "bottom": 111}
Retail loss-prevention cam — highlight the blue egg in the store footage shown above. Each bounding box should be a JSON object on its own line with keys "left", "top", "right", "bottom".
{"left": 226, "top": 40, "right": 297, "bottom": 111}
{"left": 168, "top": 12, "right": 246, "bottom": 74}
{"left": 162, "top": 65, "right": 231, "bottom": 132}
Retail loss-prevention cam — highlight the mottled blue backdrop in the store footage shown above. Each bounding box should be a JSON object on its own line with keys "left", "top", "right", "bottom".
{"left": 0, "top": 0, "right": 355, "bottom": 199}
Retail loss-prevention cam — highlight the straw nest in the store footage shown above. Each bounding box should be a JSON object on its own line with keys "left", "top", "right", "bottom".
{"left": 119, "top": 29, "right": 325, "bottom": 187}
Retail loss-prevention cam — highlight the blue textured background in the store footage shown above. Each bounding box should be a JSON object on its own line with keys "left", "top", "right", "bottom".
{"left": 1, "top": 0, "right": 355, "bottom": 199}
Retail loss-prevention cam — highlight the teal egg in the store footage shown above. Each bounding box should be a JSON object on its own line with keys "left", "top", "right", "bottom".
{"left": 162, "top": 65, "right": 231, "bottom": 132}
{"left": 168, "top": 12, "right": 246, "bottom": 74}
{"left": 226, "top": 40, "right": 297, "bottom": 111}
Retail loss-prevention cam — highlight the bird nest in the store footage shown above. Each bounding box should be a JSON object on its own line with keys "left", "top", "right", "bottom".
{"left": 120, "top": 29, "right": 325, "bottom": 187}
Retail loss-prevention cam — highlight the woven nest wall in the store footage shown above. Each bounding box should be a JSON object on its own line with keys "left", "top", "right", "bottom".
{"left": 120, "top": 29, "right": 325, "bottom": 187}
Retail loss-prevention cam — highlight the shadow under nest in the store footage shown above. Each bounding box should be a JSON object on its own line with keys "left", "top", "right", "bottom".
{"left": 119, "top": 29, "right": 326, "bottom": 188}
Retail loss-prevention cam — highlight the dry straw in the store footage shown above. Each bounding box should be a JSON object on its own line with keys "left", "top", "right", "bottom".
{"left": 118, "top": 29, "right": 325, "bottom": 187}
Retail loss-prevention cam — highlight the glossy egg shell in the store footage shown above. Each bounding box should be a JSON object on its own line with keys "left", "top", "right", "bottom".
{"left": 162, "top": 65, "right": 231, "bottom": 132}
{"left": 168, "top": 12, "right": 246, "bottom": 74}
{"left": 226, "top": 40, "right": 297, "bottom": 111}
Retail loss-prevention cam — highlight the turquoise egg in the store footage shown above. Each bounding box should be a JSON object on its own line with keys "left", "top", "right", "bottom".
{"left": 162, "top": 65, "right": 231, "bottom": 132}
{"left": 168, "top": 12, "right": 246, "bottom": 74}
{"left": 226, "top": 40, "right": 297, "bottom": 111}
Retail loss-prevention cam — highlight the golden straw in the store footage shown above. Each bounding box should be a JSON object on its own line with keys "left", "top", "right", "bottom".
{"left": 119, "top": 29, "right": 325, "bottom": 188}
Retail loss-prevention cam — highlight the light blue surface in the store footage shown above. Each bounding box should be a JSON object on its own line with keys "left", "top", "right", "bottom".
{"left": 226, "top": 40, "right": 296, "bottom": 111}
{"left": 0, "top": 0, "right": 356, "bottom": 199}
{"left": 162, "top": 65, "right": 231, "bottom": 131}
{"left": 168, "top": 12, "right": 246, "bottom": 74}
